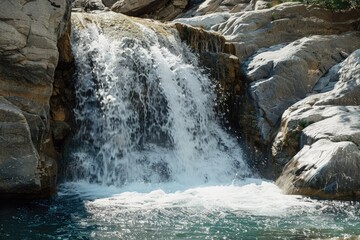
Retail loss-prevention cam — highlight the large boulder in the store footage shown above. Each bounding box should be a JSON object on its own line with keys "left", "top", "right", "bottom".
{"left": 244, "top": 32, "right": 360, "bottom": 145}
{"left": 0, "top": 0, "right": 71, "bottom": 198}
{"left": 111, "top": 0, "right": 188, "bottom": 21}
{"left": 277, "top": 138, "right": 360, "bottom": 200}
{"left": 178, "top": 0, "right": 253, "bottom": 18}
{"left": 275, "top": 49, "right": 360, "bottom": 199}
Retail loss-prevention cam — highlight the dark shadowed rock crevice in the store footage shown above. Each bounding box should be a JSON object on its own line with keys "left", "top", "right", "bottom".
{"left": 51, "top": 21, "right": 76, "bottom": 178}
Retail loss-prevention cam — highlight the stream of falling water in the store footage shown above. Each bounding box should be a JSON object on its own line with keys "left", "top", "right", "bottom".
{"left": 68, "top": 22, "right": 251, "bottom": 186}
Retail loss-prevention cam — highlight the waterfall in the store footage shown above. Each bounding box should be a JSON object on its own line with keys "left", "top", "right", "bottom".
{"left": 4, "top": 13, "right": 345, "bottom": 240}
{"left": 68, "top": 13, "right": 251, "bottom": 187}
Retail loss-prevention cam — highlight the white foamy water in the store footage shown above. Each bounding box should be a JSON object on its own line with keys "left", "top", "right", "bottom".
{"left": 61, "top": 180, "right": 321, "bottom": 218}
{"left": 69, "top": 17, "right": 250, "bottom": 186}
{"left": 56, "top": 180, "right": 340, "bottom": 240}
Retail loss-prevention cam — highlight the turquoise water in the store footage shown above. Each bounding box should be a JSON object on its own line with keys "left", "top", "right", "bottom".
{"left": 1, "top": 181, "right": 360, "bottom": 240}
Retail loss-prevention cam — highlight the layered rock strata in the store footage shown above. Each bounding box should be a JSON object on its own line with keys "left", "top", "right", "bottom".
{"left": 0, "top": 0, "right": 71, "bottom": 198}
{"left": 174, "top": 23, "right": 242, "bottom": 129}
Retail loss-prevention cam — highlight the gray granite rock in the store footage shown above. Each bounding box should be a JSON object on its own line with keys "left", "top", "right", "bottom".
{"left": 0, "top": 0, "right": 71, "bottom": 198}
{"left": 275, "top": 49, "right": 360, "bottom": 199}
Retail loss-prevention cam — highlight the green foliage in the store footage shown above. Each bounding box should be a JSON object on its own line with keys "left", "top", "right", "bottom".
{"left": 271, "top": 11, "right": 276, "bottom": 21}
{"left": 298, "top": 120, "right": 314, "bottom": 129}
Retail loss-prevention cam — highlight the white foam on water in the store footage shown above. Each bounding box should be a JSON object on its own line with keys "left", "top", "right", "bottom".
{"left": 60, "top": 180, "right": 321, "bottom": 218}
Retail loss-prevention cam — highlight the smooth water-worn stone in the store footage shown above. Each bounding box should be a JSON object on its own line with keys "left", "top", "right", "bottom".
{"left": 111, "top": 0, "right": 188, "bottom": 20}
{"left": 174, "top": 12, "right": 231, "bottom": 29}
{"left": 273, "top": 49, "right": 360, "bottom": 168}
{"left": 273, "top": 105, "right": 360, "bottom": 166}
{"left": 111, "top": 0, "right": 157, "bottom": 14}
{"left": 245, "top": 33, "right": 360, "bottom": 144}
{"left": 276, "top": 139, "right": 360, "bottom": 200}
{"left": 275, "top": 49, "right": 360, "bottom": 199}
{"left": 0, "top": 98, "right": 39, "bottom": 194}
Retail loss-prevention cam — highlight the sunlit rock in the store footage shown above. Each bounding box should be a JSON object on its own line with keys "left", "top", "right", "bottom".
{"left": 110, "top": 0, "right": 188, "bottom": 20}
{"left": 244, "top": 33, "right": 360, "bottom": 144}
{"left": 275, "top": 49, "right": 360, "bottom": 199}
{"left": 273, "top": 49, "right": 360, "bottom": 167}
{"left": 277, "top": 139, "right": 360, "bottom": 200}
{"left": 177, "top": 2, "right": 360, "bottom": 60}
{"left": 174, "top": 3, "right": 360, "bottom": 178}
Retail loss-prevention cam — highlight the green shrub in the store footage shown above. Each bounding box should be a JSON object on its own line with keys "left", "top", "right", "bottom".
{"left": 298, "top": 120, "right": 314, "bottom": 129}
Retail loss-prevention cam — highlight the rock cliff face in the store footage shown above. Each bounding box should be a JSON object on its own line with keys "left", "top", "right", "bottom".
{"left": 0, "top": 0, "right": 71, "bottom": 198}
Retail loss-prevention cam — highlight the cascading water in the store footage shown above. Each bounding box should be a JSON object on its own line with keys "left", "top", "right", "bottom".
{"left": 2, "top": 13, "right": 360, "bottom": 240}
{"left": 68, "top": 14, "right": 251, "bottom": 187}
